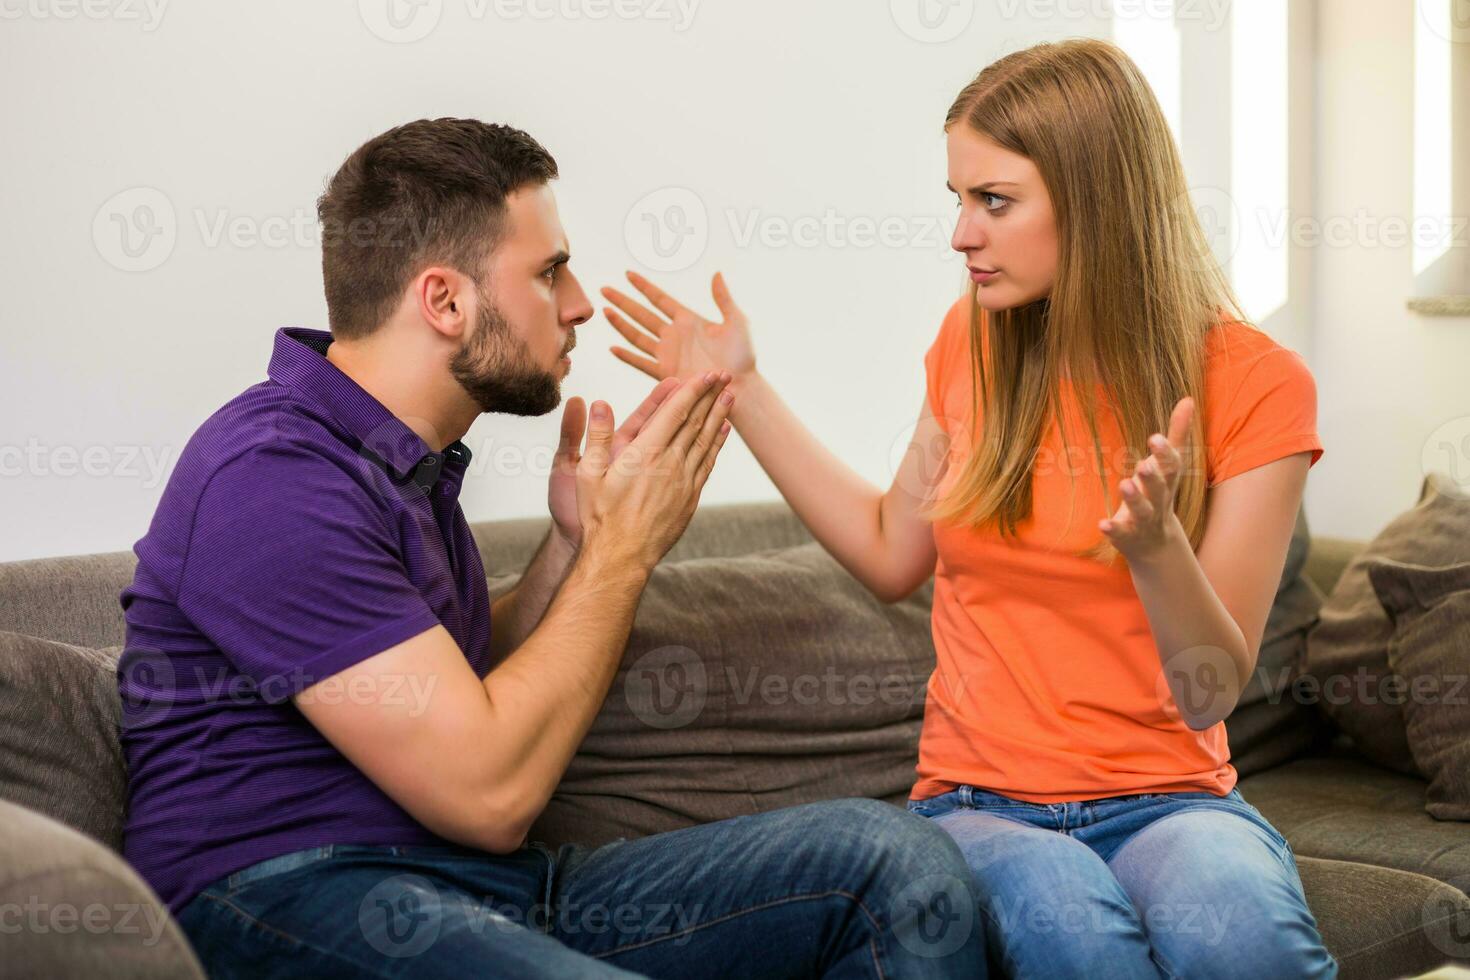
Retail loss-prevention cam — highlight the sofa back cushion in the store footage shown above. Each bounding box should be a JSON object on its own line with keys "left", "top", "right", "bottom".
{"left": 1303, "top": 473, "right": 1470, "bottom": 774}
{"left": 527, "top": 541, "right": 935, "bottom": 848}
{"left": 1367, "top": 557, "right": 1470, "bottom": 821}
{"left": 0, "top": 631, "right": 126, "bottom": 850}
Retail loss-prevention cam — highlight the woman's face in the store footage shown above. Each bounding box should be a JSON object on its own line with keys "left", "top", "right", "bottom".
{"left": 946, "top": 125, "right": 1058, "bottom": 311}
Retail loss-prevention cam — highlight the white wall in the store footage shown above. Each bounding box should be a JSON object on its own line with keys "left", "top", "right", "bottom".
{"left": 1307, "top": 0, "right": 1470, "bottom": 539}
{"left": 1, "top": 0, "right": 1460, "bottom": 563}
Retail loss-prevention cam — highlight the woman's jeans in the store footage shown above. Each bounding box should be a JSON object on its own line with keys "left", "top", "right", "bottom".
{"left": 176, "top": 798, "right": 987, "bottom": 979}
{"left": 906, "top": 785, "right": 1337, "bottom": 979}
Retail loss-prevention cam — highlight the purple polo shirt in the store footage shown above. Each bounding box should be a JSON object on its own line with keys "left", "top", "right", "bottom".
{"left": 118, "top": 326, "right": 493, "bottom": 915}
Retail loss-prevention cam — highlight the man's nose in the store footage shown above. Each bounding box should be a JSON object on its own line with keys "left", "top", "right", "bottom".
{"left": 562, "top": 276, "right": 594, "bottom": 327}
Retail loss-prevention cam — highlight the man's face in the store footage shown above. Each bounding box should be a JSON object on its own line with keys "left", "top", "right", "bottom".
{"left": 450, "top": 183, "right": 592, "bottom": 415}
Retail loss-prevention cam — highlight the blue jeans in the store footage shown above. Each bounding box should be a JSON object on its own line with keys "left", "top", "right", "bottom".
{"left": 176, "top": 798, "right": 986, "bottom": 978}
{"left": 906, "top": 785, "right": 1336, "bottom": 979}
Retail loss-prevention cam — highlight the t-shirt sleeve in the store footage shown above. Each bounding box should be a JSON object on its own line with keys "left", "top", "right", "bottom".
{"left": 1206, "top": 346, "right": 1325, "bottom": 487}
{"left": 175, "top": 443, "right": 442, "bottom": 704}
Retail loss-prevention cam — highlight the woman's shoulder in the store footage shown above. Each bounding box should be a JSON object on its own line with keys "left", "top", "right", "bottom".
{"left": 1202, "top": 316, "right": 1309, "bottom": 383}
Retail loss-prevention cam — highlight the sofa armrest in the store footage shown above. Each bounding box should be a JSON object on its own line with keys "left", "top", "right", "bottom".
{"left": 0, "top": 798, "right": 204, "bottom": 979}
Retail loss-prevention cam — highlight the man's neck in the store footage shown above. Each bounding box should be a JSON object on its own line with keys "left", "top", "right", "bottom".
{"left": 325, "top": 336, "right": 475, "bottom": 453}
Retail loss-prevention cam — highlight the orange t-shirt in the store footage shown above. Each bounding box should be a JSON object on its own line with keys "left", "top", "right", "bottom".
{"left": 912, "top": 297, "right": 1324, "bottom": 803}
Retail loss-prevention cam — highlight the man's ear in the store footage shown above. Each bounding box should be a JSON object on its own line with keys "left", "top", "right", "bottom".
{"left": 415, "top": 265, "right": 474, "bottom": 341}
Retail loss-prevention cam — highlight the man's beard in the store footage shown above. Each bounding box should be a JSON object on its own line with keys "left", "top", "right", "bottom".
{"left": 450, "top": 292, "right": 566, "bottom": 416}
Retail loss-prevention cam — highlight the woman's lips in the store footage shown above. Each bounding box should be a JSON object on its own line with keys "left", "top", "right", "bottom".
{"left": 969, "top": 267, "right": 1000, "bottom": 283}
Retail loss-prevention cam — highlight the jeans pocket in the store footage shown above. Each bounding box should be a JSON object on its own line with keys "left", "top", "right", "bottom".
{"left": 907, "top": 792, "right": 959, "bottom": 818}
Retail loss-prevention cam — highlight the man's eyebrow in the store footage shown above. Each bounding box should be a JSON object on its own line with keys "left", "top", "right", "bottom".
{"left": 945, "top": 181, "right": 1020, "bottom": 194}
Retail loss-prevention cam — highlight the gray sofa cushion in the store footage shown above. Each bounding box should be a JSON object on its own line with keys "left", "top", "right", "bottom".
{"left": 1366, "top": 558, "right": 1470, "bottom": 822}
{"left": 1303, "top": 473, "right": 1470, "bottom": 775}
{"left": 1240, "top": 753, "right": 1470, "bottom": 889}
{"left": 528, "top": 541, "right": 935, "bottom": 848}
{"left": 0, "top": 798, "right": 204, "bottom": 979}
{"left": 0, "top": 631, "right": 126, "bottom": 850}
{"left": 1296, "top": 855, "right": 1470, "bottom": 979}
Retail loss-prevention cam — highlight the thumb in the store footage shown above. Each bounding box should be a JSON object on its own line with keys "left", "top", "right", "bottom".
{"left": 581, "top": 400, "right": 615, "bottom": 476}
{"left": 556, "top": 397, "right": 587, "bottom": 474}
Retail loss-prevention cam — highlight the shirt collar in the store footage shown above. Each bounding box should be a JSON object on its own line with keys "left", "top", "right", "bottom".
{"left": 267, "top": 327, "right": 473, "bottom": 487}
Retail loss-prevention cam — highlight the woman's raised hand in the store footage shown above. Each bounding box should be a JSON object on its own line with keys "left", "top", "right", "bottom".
{"left": 601, "top": 270, "right": 757, "bottom": 388}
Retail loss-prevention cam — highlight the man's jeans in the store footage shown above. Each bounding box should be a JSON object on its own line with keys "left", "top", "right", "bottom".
{"left": 906, "top": 785, "right": 1337, "bottom": 979}
{"left": 177, "top": 798, "right": 986, "bottom": 978}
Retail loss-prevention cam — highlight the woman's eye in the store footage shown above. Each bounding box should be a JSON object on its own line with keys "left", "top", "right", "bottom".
{"left": 981, "top": 192, "right": 1009, "bottom": 212}
{"left": 543, "top": 265, "right": 558, "bottom": 281}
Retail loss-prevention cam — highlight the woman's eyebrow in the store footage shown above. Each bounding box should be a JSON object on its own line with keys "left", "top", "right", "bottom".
{"left": 946, "top": 180, "right": 1020, "bottom": 194}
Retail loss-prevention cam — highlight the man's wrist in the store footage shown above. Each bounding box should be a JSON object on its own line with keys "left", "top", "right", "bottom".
{"left": 575, "top": 532, "right": 654, "bottom": 590}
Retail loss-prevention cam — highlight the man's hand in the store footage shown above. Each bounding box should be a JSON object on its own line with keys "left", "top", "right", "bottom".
{"left": 548, "top": 378, "right": 682, "bottom": 549}
{"left": 576, "top": 370, "right": 736, "bottom": 571}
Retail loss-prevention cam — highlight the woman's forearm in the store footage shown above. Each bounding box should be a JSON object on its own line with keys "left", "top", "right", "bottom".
{"left": 729, "top": 371, "right": 932, "bottom": 602}
{"left": 1126, "top": 515, "right": 1251, "bottom": 729}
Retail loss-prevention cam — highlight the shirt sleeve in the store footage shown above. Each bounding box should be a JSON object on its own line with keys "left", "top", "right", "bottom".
{"left": 175, "top": 442, "right": 442, "bottom": 704}
{"left": 1206, "top": 346, "right": 1325, "bottom": 487}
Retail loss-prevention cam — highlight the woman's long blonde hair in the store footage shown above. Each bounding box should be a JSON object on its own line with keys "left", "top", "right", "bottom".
{"left": 924, "top": 38, "right": 1246, "bottom": 563}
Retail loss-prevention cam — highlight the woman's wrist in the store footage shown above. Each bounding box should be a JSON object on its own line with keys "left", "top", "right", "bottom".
{"left": 727, "top": 368, "right": 768, "bottom": 429}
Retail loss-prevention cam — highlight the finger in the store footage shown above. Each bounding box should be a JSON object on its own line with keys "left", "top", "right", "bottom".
{"left": 632, "top": 370, "right": 719, "bottom": 451}
{"left": 694, "top": 419, "right": 734, "bottom": 487}
{"left": 579, "top": 401, "right": 615, "bottom": 477}
{"left": 710, "top": 271, "right": 741, "bottom": 321}
{"left": 1167, "top": 397, "right": 1194, "bottom": 449}
{"left": 1134, "top": 455, "right": 1169, "bottom": 508}
{"left": 604, "top": 307, "right": 659, "bottom": 356}
{"left": 670, "top": 374, "right": 731, "bottom": 457}
{"left": 556, "top": 397, "right": 587, "bottom": 472}
{"left": 626, "top": 269, "right": 695, "bottom": 322}
{"left": 601, "top": 285, "right": 669, "bottom": 338}
{"left": 685, "top": 381, "right": 736, "bottom": 473}
{"left": 613, "top": 378, "right": 680, "bottom": 455}
{"left": 1119, "top": 477, "right": 1156, "bottom": 523}
{"left": 610, "top": 345, "right": 662, "bottom": 379}
{"left": 1146, "top": 433, "right": 1182, "bottom": 483}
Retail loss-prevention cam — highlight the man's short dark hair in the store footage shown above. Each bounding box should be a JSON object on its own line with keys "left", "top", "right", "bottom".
{"left": 316, "top": 118, "right": 558, "bottom": 340}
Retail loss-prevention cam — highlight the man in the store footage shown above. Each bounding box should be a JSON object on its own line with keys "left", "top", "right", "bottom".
{"left": 117, "top": 118, "right": 985, "bottom": 978}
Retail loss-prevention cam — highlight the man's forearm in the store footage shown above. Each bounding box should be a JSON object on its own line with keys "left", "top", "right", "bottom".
{"left": 479, "top": 542, "right": 649, "bottom": 843}
{"left": 488, "top": 528, "right": 579, "bottom": 662}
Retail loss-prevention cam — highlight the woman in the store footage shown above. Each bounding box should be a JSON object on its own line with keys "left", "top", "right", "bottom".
{"left": 600, "top": 38, "right": 1336, "bottom": 979}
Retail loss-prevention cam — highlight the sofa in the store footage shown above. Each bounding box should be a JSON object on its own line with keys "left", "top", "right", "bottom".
{"left": 2, "top": 500, "right": 1468, "bottom": 979}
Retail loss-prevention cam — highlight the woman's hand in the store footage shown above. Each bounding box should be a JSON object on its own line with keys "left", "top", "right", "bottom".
{"left": 1100, "top": 397, "right": 1195, "bottom": 563}
{"left": 601, "top": 270, "right": 757, "bottom": 389}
